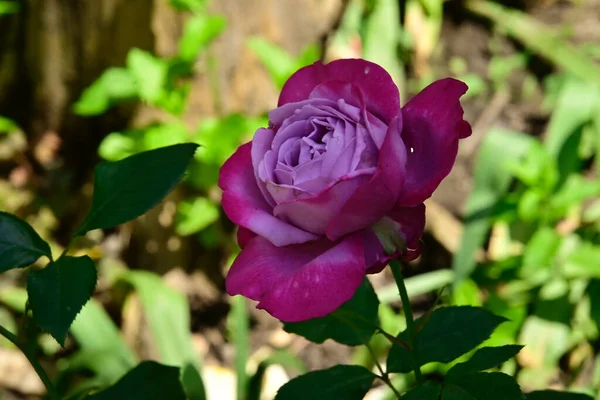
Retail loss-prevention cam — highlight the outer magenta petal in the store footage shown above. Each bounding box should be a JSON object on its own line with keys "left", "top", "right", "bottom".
{"left": 219, "top": 142, "right": 319, "bottom": 247}
{"left": 397, "top": 78, "right": 471, "bottom": 207}
{"left": 278, "top": 59, "right": 401, "bottom": 123}
{"left": 236, "top": 227, "right": 255, "bottom": 249}
{"left": 326, "top": 117, "right": 407, "bottom": 241}
{"left": 226, "top": 232, "right": 367, "bottom": 322}
{"left": 273, "top": 173, "right": 372, "bottom": 235}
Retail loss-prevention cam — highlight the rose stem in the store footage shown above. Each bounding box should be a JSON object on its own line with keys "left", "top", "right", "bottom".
{"left": 0, "top": 324, "right": 60, "bottom": 399}
{"left": 389, "top": 259, "right": 424, "bottom": 384}
{"left": 366, "top": 342, "right": 402, "bottom": 398}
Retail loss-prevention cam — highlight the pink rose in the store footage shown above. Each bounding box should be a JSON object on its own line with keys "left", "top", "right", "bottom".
{"left": 219, "top": 59, "right": 470, "bottom": 322}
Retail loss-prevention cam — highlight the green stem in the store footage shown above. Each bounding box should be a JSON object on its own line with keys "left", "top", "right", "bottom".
{"left": 366, "top": 342, "right": 402, "bottom": 399}
{"left": 0, "top": 324, "right": 60, "bottom": 400}
{"left": 389, "top": 259, "right": 423, "bottom": 383}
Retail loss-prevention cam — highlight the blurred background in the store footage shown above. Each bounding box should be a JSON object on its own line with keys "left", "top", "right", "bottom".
{"left": 0, "top": 0, "right": 599, "bottom": 399}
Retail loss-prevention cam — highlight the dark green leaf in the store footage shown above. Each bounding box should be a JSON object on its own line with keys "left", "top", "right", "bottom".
{"left": 85, "top": 361, "right": 186, "bottom": 400}
{"left": 75, "top": 143, "right": 199, "bottom": 236}
{"left": 27, "top": 256, "right": 97, "bottom": 345}
{"left": 284, "top": 279, "right": 379, "bottom": 346}
{"left": 526, "top": 390, "right": 594, "bottom": 400}
{"left": 442, "top": 372, "right": 524, "bottom": 400}
{"left": 0, "top": 212, "right": 52, "bottom": 273}
{"left": 387, "top": 306, "right": 507, "bottom": 373}
{"left": 448, "top": 345, "right": 523, "bottom": 378}
{"left": 274, "top": 365, "right": 375, "bottom": 400}
{"left": 404, "top": 380, "right": 443, "bottom": 400}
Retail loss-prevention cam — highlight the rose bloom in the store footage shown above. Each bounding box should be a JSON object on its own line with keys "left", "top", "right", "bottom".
{"left": 219, "top": 59, "right": 470, "bottom": 322}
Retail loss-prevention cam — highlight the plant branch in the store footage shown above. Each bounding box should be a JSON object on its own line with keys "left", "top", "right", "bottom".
{"left": 389, "top": 259, "right": 423, "bottom": 383}
{"left": 366, "top": 342, "right": 402, "bottom": 399}
{"left": 0, "top": 324, "right": 60, "bottom": 400}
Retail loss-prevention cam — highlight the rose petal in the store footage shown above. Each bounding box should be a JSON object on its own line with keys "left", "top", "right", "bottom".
{"left": 273, "top": 171, "right": 373, "bottom": 235}
{"left": 278, "top": 59, "right": 400, "bottom": 123}
{"left": 219, "top": 142, "right": 319, "bottom": 246}
{"left": 236, "top": 227, "right": 255, "bottom": 249}
{"left": 397, "top": 78, "right": 471, "bottom": 207}
{"left": 252, "top": 128, "right": 277, "bottom": 207}
{"left": 388, "top": 203, "right": 426, "bottom": 252}
{"left": 326, "top": 116, "right": 407, "bottom": 241}
{"left": 226, "top": 232, "right": 367, "bottom": 322}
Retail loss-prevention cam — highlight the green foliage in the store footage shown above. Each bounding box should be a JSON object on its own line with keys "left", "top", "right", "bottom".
{"left": 248, "top": 37, "right": 320, "bottom": 89}
{"left": 75, "top": 143, "right": 199, "bottom": 236}
{"left": 120, "top": 270, "right": 206, "bottom": 400}
{"left": 387, "top": 306, "right": 507, "bottom": 373}
{"left": 0, "top": 1, "right": 19, "bottom": 15}
{"left": 85, "top": 361, "right": 186, "bottom": 400}
{"left": 64, "top": 299, "right": 137, "bottom": 388}
{"left": 27, "top": 256, "right": 97, "bottom": 346}
{"left": 0, "top": 212, "right": 52, "bottom": 273}
{"left": 526, "top": 391, "right": 594, "bottom": 400}
{"left": 179, "top": 14, "right": 226, "bottom": 62}
{"left": 274, "top": 365, "right": 376, "bottom": 400}
{"left": 443, "top": 372, "right": 524, "bottom": 400}
{"left": 403, "top": 380, "right": 443, "bottom": 400}
{"left": 0, "top": 116, "right": 18, "bottom": 133}
{"left": 284, "top": 278, "right": 379, "bottom": 346}
{"left": 73, "top": 68, "right": 137, "bottom": 116}
{"left": 447, "top": 345, "right": 524, "bottom": 378}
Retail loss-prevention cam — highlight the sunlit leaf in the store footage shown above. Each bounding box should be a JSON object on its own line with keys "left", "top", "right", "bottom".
{"left": 179, "top": 14, "right": 226, "bottom": 61}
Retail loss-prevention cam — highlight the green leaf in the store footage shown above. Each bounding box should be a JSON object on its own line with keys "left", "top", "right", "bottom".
{"left": 179, "top": 14, "right": 226, "bottom": 62}
{"left": 85, "top": 361, "right": 186, "bottom": 400}
{"left": 403, "top": 380, "right": 443, "bottom": 400}
{"left": 562, "top": 242, "right": 600, "bottom": 279}
{"left": 169, "top": 0, "right": 207, "bottom": 12}
{"left": 73, "top": 68, "right": 137, "bottom": 116}
{"left": 520, "top": 227, "right": 562, "bottom": 279}
{"left": 526, "top": 390, "right": 594, "bottom": 400}
{"left": 121, "top": 270, "right": 205, "bottom": 400}
{"left": 228, "top": 296, "right": 249, "bottom": 400}
{"left": 447, "top": 345, "right": 523, "bottom": 378}
{"left": 66, "top": 299, "right": 137, "bottom": 386}
{"left": 465, "top": 2, "right": 600, "bottom": 86}
{"left": 126, "top": 48, "right": 168, "bottom": 104}
{"left": 0, "top": 1, "right": 19, "bottom": 15}
{"left": 75, "top": 143, "right": 199, "bottom": 236}
{"left": 453, "top": 129, "right": 536, "bottom": 281}
{"left": 175, "top": 197, "right": 220, "bottom": 236}
{"left": 442, "top": 372, "right": 524, "bottom": 400}
{"left": 0, "top": 116, "right": 18, "bottom": 133}
{"left": 0, "top": 212, "right": 52, "bottom": 273}
{"left": 284, "top": 278, "right": 379, "bottom": 346}
{"left": 387, "top": 306, "right": 507, "bottom": 373}
{"left": 274, "top": 365, "right": 375, "bottom": 400}
{"left": 362, "top": 0, "right": 404, "bottom": 86}
{"left": 27, "top": 255, "right": 97, "bottom": 346}
{"left": 248, "top": 37, "right": 297, "bottom": 89}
